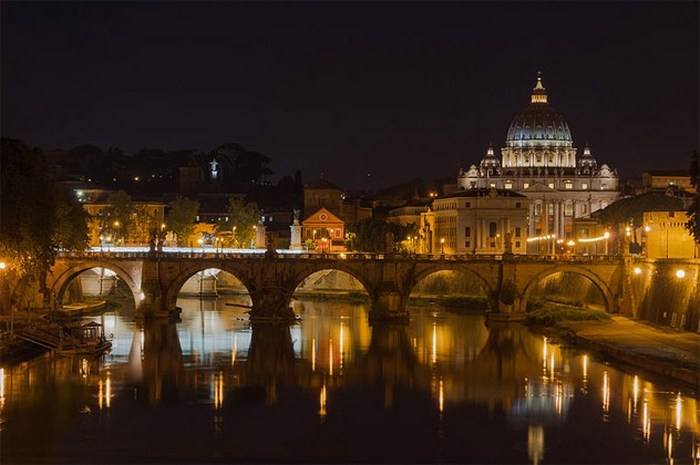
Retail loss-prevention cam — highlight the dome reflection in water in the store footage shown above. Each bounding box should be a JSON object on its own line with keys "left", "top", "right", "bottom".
{"left": 0, "top": 298, "right": 698, "bottom": 464}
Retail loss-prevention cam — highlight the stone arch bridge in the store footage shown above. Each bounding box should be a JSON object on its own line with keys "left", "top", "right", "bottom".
{"left": 46, "top": 251, "right": 634, "bottom": 321}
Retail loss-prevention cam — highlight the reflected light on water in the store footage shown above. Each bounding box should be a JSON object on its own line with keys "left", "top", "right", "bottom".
{"left": 542, "top": 337, "right": 548, "bottom": 369}
{"left": 319, "top": 383, "right": 327, "bottom": 420}
{"left": 676, "top": 393, "right": 683, "bottom": 432}
{"left": 0, "top": 368, "right": 5, "bottom": 410}
{"left": 528, "top": 425, "right": 544, "bottom": 465}
{"left": 231, "top": 334, "right": 237, "bottom": 366}
{"left": 312, "top": 338, "right": 316, "bottom": 372}
{"left": 602, "top": 371, "right": 610, "bottom": 414}
{"left": 329, "top": 339, "right": 334, "bottom": 376}
{"left": 633, "top": 375, "right": 639, "bottom": 413}
{"left": 439, "top": 378, "right": 444, "bottom": 413}
{"left": 339, "top": 323, "right": 345, "bottom": 370}
{"left": 214, "top": 371, "right": 224, "bottom": 410}
{"left": 643, "top": 400, "right": 651, "bottom": 442}
{"left": 432, "top": 323, "right": 437, "bottom": 365}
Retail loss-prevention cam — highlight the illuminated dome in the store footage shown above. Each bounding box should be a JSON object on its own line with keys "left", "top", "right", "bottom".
{"left": 505, "top": 74, "right": 573, "bottom": 148}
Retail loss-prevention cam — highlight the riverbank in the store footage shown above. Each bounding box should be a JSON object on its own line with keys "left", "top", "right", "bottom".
{"left": 538, "top": 316, "right": 699, "bottom": 392}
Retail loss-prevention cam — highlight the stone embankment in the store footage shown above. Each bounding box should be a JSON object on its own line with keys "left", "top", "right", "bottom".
{"left": 557, "top": 316, "right": 699, "bottom": 391}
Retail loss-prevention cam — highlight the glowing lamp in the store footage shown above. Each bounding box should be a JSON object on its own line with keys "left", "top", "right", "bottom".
{"left": 676, "top": 269, "right": 686, "bottom": 279}
{"left": 633, "top": 267, "right": 642, "bottom": 275}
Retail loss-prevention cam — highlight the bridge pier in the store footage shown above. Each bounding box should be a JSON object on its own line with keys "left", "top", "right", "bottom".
{"left": 369, "top": 283, "right": 409, "bottom": 322}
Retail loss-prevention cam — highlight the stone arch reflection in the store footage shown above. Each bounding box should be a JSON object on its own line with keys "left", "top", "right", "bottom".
{"left": 409, "top": 269, "right": 494, "bottom": 312}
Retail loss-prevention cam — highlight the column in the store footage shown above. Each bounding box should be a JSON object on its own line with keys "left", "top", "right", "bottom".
{"left": 528, "top": 202, "right": 535, "bottom": 237}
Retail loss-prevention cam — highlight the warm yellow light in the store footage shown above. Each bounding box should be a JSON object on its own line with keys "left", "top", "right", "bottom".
{"left": 197, "top": 238, "right": 203, "bottom": 245}
{"left": 634, "top": 267, "right": 642, "bottom": 275}
{"left": 440, "top": 238, "right": 445, "bottom": 244}
{"left": 604, "top": 232, "right": 610, "bottom": 239}
{"left": 676, "top": 269, "right": 686, "bottom": 279}
{"left": 566, "top": 240, "right": 575, "bottom": 246}
{"left": 0, "top": 262, "right": 6, "bottom": 270}
{"left": 644, "top": 226, "right": 651, "bottom": 232}
{"left": 339, "top": 252, "right": 347, "bottom": 259}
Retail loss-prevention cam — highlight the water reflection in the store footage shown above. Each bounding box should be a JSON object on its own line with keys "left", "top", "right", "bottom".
{"left": 1, "top": 300, "right": 698, "bottom": 464}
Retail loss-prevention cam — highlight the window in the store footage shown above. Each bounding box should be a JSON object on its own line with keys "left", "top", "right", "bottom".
{"left": 515, "top": 227, "right": 521, "bottom": 238}
{"left": 582, "top": 183, "right": 588, "bottom": 189}
{"left": 565, "top": 181, "right": 573, "bottom": 189}
{"left": 515, "top": 202, "right": 521, "bottom": 208}
{"left": 515, "top": 241, "right": 521, "bottom": 248}
{"left": 465, "top": 202, "right": 471, "bottom": 208}
{"left": 534, "top": 202, "right": 542, "bottom": 216}
{"left": 465, "top": 241, "right": 471, "bottom": 248}
{"left": 548, "top": 203, "right": 554, "bottom": 216}
{"left": 548, "top": 183, "right": 555, "bottom": 189}
{"left": 489, "top": 222, "right": 497, "bottom": 238}
{"left": 582, "top": 204, "right": 588, "bottom": 214}
{"left": 465, "top": 227, "right": 471, "bottom": 237}
{"left": 489, "top": 182, "right": 496, "bottom": 188}
{"left": 523, "top": 183, "right": 530, "bottom": 189}
{"left": 505, "top": 182, "right": 513, "bottom": 189}
{"left": 564, "top": 202, "right": 573, "bottom": 216}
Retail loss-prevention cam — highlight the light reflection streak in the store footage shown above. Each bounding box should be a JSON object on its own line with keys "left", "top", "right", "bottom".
{"left": 0, "top": 368, "right": 5, "bottom": 409}
{"left": 550, "top": 354, "right": 555, "bottom": 383}
{"left": 642, "top": 400, "right": 651, "bottom": 442}
{"left": 214, "top": 371, "right": 224, "bottom": 409}
{"left": 439, "top": 378, "right": 444, "bottom": 413}
{"left": 312, "top": 338, "right": 316, "bottom": 371}
{"left": 339, "top": 323, "right": 345, "bottom": 369}
{"left": 528, "top": 425, "right": 544, "bottom": 465}
{"left": 555, "top": 382, "right": 562, "bottom": 416}
{"left": 319, "top": 383, "right": 327, "bottom": 419}
{"left": 633, "top": 375, "right": 639, "bottom": 413}
{"left": 582, "top": 354, "right": 588, "bottom": 380}
{"left": 105, "top": 373, "right": 111, "bottom": 409}
{"left": 542, "top": 337, "right": 548, "bottom": 369}
{"left": 432, "top": 323, "right": 437, "bottom": 365}
{"left": 231, "top": 334, "right": 237, "bottom": 366}
{"left": 602, "top": 371, "right": 610, "bottom": 413}
{"left": 329, "top": 339, "right": 334, "bottom": 376}
{"left": 675, "top": 393, "right": 682, "bottom": 432}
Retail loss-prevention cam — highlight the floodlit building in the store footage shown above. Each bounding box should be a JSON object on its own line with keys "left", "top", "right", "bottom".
{"left": 643, "top": 211, "right": 698, "bottom": 259}
{"left": 457, "top": 74, "right": 620, "bottom": 245}
{"left": 302, "top": 207, "right": 346, "bottom": 252}
{"left": 420, "top": 188, "right": 528, "bottom": 255}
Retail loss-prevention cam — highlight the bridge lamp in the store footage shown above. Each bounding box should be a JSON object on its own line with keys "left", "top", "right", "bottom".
{"left": 0, "top": 262, "right": 6, "bottom": 270}
{"left": 440, "top": 237, "right": 445, "bottom": 255}
{"left": 675, "top": 269, "right": 686, "bottom": 279}
{"left": 633, "top": 267, "right": 642, "bottom": 275}
{"left": 197, "top": 238, "right": 204, "bottom": 252}
{"left": 644, "top": 226, "right": 651, "bottom": 232}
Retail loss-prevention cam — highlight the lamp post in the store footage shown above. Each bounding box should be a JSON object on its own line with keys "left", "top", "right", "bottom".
{"left": 232, "top": 226, "right": 237, "bottom": 249}
{"left": 198, "top": 238, "right": 204, "bottom": 253}
{"left": 440, "top": 237, "right": 445, "bottom": 256}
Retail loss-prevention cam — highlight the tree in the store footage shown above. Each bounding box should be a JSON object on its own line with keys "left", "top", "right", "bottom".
{"left": 166, "top": 197, "right": 200, "bottom": 246}
{"left": 687, "top": 149, "right": 700, "bottom": 245}
{"left": 215, "top": 198, "right": 260, "bottom": 248}
{"left": 96, "top": 190, "right": 136, "bottom": 245}
{"left": 346, "top": 218, "right": 416, "bottom": 253}
{"left": 0, "top": 138, "right": 89, "bottom": 308}
{"left": 52, "top": 188, "right": 91, "bottom": 251}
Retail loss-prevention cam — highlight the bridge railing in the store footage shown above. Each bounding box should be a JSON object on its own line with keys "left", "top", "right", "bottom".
{"left": 56, "top": 250, "right": 623, "bottom": 264}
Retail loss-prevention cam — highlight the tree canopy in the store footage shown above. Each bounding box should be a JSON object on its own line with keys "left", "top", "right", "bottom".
{"left": 0, "top": 138, "right": 89, "bottom": 297}
{"left": 345, "top": 218, "right": 416, "bottom": 253}
{"left": 166, "top": 196, "right": 200, "bottom": 246}
{"left": 215, "top": 198, "right": 260, "bottom": 248}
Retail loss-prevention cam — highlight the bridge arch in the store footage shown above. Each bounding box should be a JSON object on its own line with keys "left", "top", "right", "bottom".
{"left": 50, "top": 261, "right": 141, "bottom": 309}
{"left": 289, "top": 262, "right": 376, "bottom": 303}
{"left": 519, "top": 265, "right": 617, "bottom": 314}
{"left": 410, "top": 263, "right": 497, "bottom": 308}
{"left": 164, "top": 263, "right": 254, "bottom": 311}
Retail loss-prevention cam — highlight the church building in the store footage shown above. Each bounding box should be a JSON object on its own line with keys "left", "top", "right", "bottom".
{"left": 457, "top": 74, "right": 620, "bottom": 243}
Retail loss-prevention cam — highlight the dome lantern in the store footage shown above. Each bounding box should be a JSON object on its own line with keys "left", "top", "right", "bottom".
{"left": 531, "top": 72, "right": 548, "bottom": 103}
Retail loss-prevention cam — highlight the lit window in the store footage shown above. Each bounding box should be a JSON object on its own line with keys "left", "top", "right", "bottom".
{"left": 505, "top": 182, "right": 513, "bottom": 189}
{"left": 523, "top": 183, "right": 530, "bottom": 189}
{"left": 565, "top": 181, "right": 573, "bottom": 189}
{"left": 582, "top": 183, "right": 588, "bottom": 189}
{"left": 490, "top": 183, "right": 496, "bottom": 188}
{"left": 548, "top": 183, "right": 555, "bottom": 189}
{"left": 565, "top": 203, "right": 573, "bottom": 216}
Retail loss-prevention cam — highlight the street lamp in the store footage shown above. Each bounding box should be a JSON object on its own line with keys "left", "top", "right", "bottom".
{"left": 440, "top": 237, "right": 445, "bottom": 255}
{"left": 197, "top": 238, "right": 204, "bottom": 252}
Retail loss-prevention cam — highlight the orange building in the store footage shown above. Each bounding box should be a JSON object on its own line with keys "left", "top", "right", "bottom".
{"left": 302, "top": 208, "right": 346, "bottom": 252}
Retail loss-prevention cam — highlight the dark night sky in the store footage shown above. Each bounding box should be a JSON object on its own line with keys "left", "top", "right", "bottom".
{"left": 1, "top": 2, "right": 698, "bottom": 190}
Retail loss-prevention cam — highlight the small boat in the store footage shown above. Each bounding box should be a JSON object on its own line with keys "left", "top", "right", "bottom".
{"left": 58, "top": 322, "right": 112, "bottom": 356}
{"left": 14, "top": 321, "right": 112, "bottom": 356}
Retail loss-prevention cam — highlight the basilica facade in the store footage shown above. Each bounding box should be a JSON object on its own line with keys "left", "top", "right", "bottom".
{"left": 457, "top": 74, "right": 619, "bottom": 243}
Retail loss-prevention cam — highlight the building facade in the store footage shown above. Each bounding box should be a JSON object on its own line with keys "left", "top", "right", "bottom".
{"left": 457, "top": 74, "right": 620, "bottom": 244}
{"left": 420, "top": 188, "right": 528, "bottom": 255}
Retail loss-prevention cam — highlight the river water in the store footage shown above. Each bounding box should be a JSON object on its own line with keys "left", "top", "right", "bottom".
{"left": 1, "top": 298, "right": 698, "bottom": 464}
